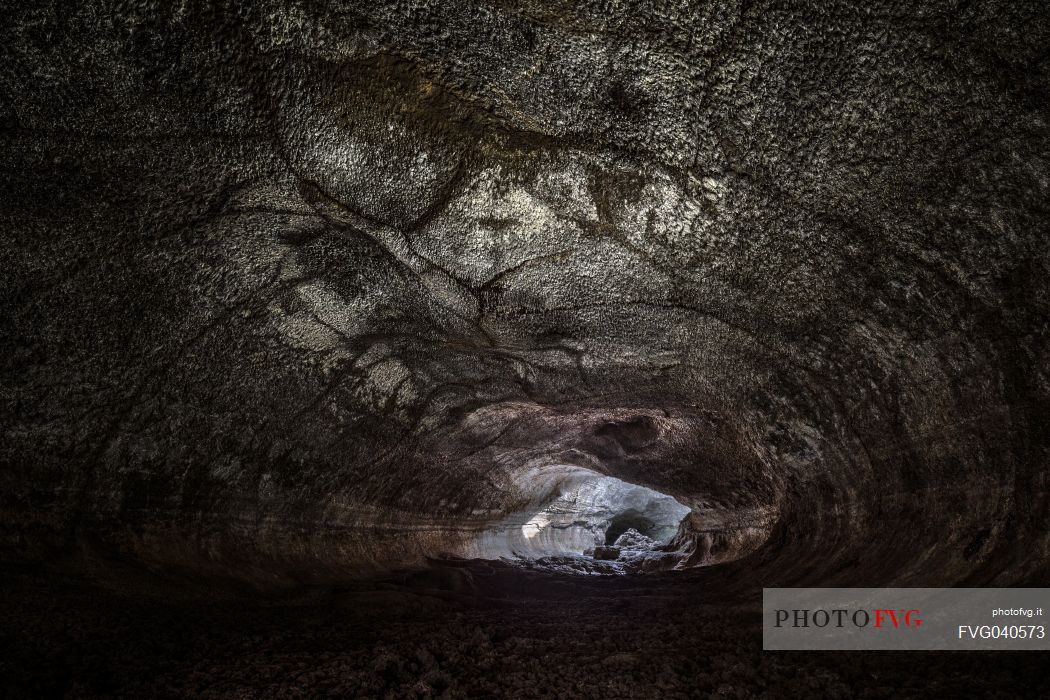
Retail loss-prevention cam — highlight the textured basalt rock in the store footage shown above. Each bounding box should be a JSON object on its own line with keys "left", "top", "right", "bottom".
{"left": 1, "top": 0, "right": 1048, "bottom": 590}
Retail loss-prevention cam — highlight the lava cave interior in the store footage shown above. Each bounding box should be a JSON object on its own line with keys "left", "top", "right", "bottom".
{"left": 2, "top": 0, "right": 1049, "bottom": 697}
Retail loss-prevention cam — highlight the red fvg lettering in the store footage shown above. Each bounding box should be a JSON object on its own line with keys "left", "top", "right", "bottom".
{"left": 874, "top": 609, "right": 923, "bottom": 628}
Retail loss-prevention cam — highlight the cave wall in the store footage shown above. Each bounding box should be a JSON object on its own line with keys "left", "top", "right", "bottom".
{"left": 2, "top": 0, "right": 1048, "bottom": 585}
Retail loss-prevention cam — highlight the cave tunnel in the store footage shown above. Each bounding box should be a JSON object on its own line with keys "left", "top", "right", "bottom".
{"left": 462, "top": 464, "right": 696, "bottom": 569}
{"left": 2, "top": 0, "right": 1050, "bottom": 697}
{"left": 604, "top": 513, "right": 658, "bottom": 546}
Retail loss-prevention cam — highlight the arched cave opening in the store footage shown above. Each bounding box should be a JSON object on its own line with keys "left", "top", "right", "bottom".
{"left": 463, "top": 466, "right": 694, "bottom": 572}
{"left": 603, "top": 512, "right": 656, "bottom": 545}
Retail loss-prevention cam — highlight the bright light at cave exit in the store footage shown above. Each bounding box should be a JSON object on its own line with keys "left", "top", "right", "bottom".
{"left": 519, "top": 470, "right": 690, "bottom": 548}
{"left": 522, "top": 513, "right": 552, "bottom": 540}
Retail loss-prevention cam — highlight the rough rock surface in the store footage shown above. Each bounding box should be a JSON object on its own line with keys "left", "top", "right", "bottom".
{"left": 613, "top": 528, "right": 657, "bottom": 551}
{"left": 2, "top": 3, "right": 1050, "bottom": 694}
{"left": 5, "top": 0, "right": 1045, "bottom": 586}
{"left": 2, "top": 564, "right": 1049, "bottom": 699}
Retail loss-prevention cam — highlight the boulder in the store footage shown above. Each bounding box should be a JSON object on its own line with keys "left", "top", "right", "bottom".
{"left": 613, "top": 528, "right": 658, "bottom": 551}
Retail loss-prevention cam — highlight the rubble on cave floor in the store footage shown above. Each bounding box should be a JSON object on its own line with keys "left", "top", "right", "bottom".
{"left": 3, "top": 566, "right": 1047, "bottom": 699}
{"left": 613, "top": 528, "right": 658, "bottom": 551}
{"left": 507, "top": 528, "right": 686, "bottom": 575}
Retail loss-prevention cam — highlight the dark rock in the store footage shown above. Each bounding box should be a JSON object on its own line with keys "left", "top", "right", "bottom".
{"left": 592, "top": 546, "right": 621, "bottom": 561}
{"left": 1, "top": 0, "right": 1048, "bottom": 695}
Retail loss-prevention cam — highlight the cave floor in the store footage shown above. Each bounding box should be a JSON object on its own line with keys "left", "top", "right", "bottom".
{"left": 1, "top": 562, "right": 1046, "bottom": 699}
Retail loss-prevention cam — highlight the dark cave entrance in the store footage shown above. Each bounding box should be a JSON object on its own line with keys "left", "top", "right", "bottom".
{"left": 604, "top": 512, "right": 658, "bottom": 545}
